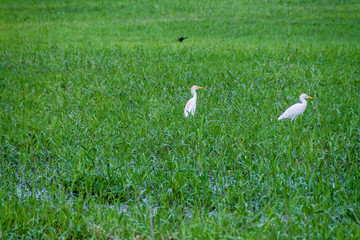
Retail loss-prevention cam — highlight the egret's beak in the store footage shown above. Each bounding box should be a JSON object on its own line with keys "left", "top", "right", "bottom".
{"left": 198, "top": 87, "right": 204, "bottom": 89}
{"left": 307, "top": 96, "right": 313, "bottom": 99}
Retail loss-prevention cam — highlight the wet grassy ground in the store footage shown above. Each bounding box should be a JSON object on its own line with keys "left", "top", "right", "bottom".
{"left": 1, "top": 0, "right": 360, "bottom": 238}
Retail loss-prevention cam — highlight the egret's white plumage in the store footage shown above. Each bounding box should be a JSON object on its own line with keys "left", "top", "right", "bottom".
{"left": 184, "top": 85, "right": 203, "bottom": 117}
{"left": 278, "top": 93, "right": 313, "bottom": 121}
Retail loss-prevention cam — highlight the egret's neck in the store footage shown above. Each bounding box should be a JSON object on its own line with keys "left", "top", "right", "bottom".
{"left": 191, "top": 89, "right": 197, "bottom": 97}
{"left": 300, "top": 98, "right": 307, "bottom": 104}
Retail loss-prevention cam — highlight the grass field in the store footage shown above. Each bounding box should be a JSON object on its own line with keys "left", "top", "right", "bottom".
{"left": 1, "top": 0, "right": 360, "bottom": 239}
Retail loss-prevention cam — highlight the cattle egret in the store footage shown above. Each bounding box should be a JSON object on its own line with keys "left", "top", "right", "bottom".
{"left": 184, "top": 85, "right": 204, "bottom": 117}
{"left": 278, "top": 93, "right": 313, "bottom": 121}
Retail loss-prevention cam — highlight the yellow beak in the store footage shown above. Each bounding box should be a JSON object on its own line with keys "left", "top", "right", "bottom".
{"left": 307, "top": 96, "right": 313, "bottom": 99}
{"left": 198, "top": 87, "right": 204, "bottom": 89}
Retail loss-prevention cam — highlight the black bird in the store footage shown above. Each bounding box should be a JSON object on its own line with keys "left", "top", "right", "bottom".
{"left": 177, "top": 37, "right": 188, "bottom": 42}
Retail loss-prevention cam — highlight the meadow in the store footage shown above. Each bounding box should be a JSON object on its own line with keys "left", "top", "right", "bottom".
{"left": 1, "top": 0, "right": 360, "bottom": 239}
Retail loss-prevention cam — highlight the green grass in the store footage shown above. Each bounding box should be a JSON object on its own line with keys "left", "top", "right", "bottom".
{"left": 1, "top": 0, "right": 360, "bottom": 239}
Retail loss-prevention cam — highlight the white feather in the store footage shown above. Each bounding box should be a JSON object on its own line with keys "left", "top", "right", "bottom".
{"left": 184, "top": 85, "right": 203, "bottom": 117}
{"left": 278, "top": 93, "right": 313, "bottom": 121}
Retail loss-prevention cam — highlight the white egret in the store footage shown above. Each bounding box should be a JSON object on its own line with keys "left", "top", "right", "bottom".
{"left": 184, "top": 85, "right": 204, "bottom": 118}
{"left": 278, "top": 93, "right": 313, "bottom": 121}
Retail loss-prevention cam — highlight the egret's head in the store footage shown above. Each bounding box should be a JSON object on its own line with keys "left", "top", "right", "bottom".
{"left": 190, "top": 85, "right": 204, "bottom": 95}
{"left": 191, "top": 85, "right": 204, "bottom": 91}
{"left": 300, "top": 93, "right": 313, "bottom": 100}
